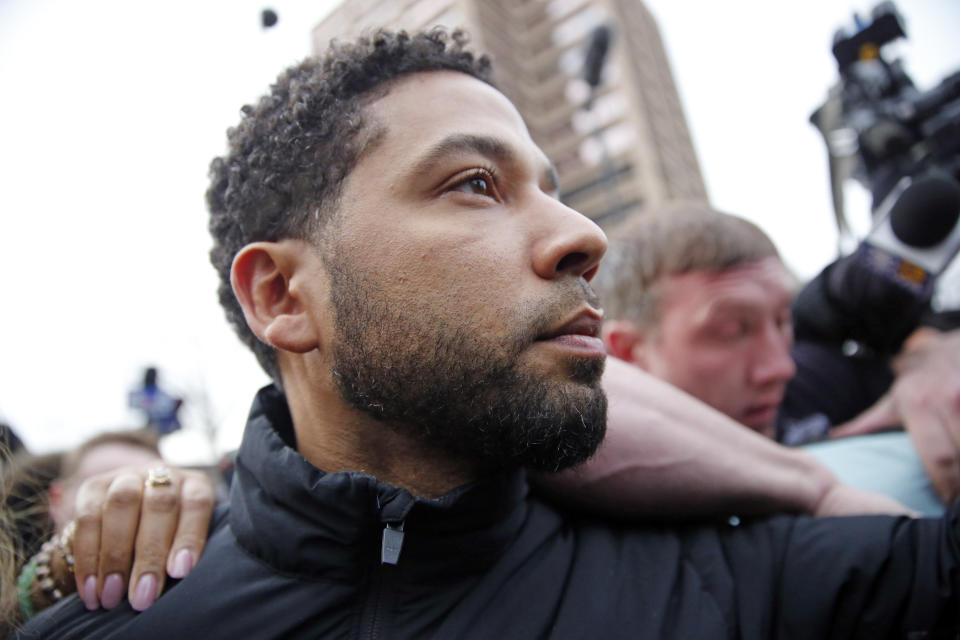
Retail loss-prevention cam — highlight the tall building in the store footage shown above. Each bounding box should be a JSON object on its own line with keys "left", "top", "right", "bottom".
{"left": 312, "top": 0, "right": 707, "bottom": 229}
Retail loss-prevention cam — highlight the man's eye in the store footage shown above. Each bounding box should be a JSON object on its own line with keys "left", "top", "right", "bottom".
{"left": 460, "top": 176, "right": 490, "bottom": 195}
{"left": 712, "top": 320, "right": 750, "bottom": 341}
{"left": 448, "top": 169, "right": 498, "bottom": 199}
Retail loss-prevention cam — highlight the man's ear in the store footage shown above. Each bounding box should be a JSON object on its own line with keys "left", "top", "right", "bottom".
{"left": 231, "top": 241, "right": 318, "bottom": 354}
{"left": 603, "top": 319, "right": 649, "bottom": 367}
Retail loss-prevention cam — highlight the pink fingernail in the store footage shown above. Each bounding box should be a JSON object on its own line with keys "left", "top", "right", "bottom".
{"left": 170, "top": 549, "right": 194, "bottom": 578}
{"left": 130, "top": 573, "right": 157, "bottom": 611}
{"left": 100, "top": 573, "right": 124, "bottom": 609}
{"left": 82, "top": 576, "right": 99, "bottom": 610}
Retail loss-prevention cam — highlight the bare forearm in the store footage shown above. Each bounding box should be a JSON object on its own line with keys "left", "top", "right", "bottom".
{"left": 534, "top": 357, "right": 910, "bottom": 518}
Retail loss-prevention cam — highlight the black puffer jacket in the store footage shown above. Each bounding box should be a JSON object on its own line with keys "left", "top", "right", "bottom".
{"left": 19, "top": 386, "right": 960, "bottom": 639}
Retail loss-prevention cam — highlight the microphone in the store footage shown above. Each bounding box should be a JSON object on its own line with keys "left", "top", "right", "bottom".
{"left": 867, "top": 171, "right": 960, "bottom": 288}
{"left": 792, "top": 170, "right": 960, "bottom": 355}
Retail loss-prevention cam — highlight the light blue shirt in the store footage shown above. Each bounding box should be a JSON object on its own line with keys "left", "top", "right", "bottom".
{"left": 803, "top": 431, "right": 945, "bottom": 516}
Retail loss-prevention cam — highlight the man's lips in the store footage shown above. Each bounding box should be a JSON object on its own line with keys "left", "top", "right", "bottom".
{"left": 743, "top": 404, "right": 778, "bottom": 418}
{"left": 537, "top": 309, "right": 606, "bottom": 357}
{"left": 741, "top": 399, "right": 783, "bottom": 426}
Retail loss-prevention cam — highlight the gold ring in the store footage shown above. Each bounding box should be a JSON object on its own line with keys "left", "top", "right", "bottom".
{"left": 146, "top": 465, "right": 173, "bottom": 489}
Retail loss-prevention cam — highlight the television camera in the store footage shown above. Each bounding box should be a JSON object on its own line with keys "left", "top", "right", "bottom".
{"left": 795, "top": 2, "right": 960, "bottom": 357}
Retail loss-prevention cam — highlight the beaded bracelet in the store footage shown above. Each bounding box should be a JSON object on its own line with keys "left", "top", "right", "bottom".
{"left": 16, "top": 554, "right": 39, "bottom": 619}
{"left": 16, "top": 520, "right": 76, "bottom": 619}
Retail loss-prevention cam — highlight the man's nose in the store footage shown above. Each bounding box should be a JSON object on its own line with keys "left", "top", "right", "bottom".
{"left": 751, "top": 328, "right": 797, "bottom": 386}
{"left": 530, "top": 197, "right": 608, "bottom": 282}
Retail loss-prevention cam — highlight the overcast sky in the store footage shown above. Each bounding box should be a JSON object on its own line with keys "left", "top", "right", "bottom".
{"left": 1, "top": 0, "right": 958, "bottom": 462}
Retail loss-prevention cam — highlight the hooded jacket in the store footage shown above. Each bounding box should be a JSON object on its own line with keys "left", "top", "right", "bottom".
{"left": 19, "top": 386, "right": 960, "bottom": 639}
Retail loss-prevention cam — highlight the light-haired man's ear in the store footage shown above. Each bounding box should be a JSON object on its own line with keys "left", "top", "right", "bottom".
{"left": 602, "top": 319, "right": 648, "bottom": 367}
{"left": 231, "top": 241, "right": 318, "bottom": 354}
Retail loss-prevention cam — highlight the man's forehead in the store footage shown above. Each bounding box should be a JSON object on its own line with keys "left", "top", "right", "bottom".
{"left": 662, "top": 258, "right": 794, "bottom": 310}
{"left": 362, "top": 70, "right": 553, "bottom": 174}
{"left": 368, "top": 70, "right": 519, "bottom": 119}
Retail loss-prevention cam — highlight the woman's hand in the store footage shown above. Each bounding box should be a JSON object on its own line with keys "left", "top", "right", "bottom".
{"left": 69, "top": 464, "right": 216, "bottom": 611}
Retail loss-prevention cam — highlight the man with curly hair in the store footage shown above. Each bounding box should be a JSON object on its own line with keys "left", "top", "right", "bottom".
{"left": 19, "top": 29, "right": 960, "bottom": 639}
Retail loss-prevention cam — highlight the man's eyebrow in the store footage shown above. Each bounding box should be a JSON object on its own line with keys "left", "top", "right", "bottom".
{"left": 410, "top": 133, "right": 560, "bottom": 191}
{"left": 702, "top": 297, "right": 785, "bottom": 320}
{"left": 408, "top": 134, "right": 514, "bottom": 178}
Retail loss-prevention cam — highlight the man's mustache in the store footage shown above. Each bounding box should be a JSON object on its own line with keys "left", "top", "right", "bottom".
{"left": 510, "top": 280, "right": 603, "bottom": 350}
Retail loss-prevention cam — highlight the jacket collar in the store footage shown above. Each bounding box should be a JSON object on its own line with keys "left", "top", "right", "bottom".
{"left": 229, "top": 385, "right": 530, "bottom": 579}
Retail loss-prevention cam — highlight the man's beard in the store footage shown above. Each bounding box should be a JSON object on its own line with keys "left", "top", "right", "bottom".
{"left": 324, "top": 258, "right": 607, "bottom": 474}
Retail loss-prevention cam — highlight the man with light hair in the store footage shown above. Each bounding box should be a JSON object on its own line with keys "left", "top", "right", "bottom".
{"left": 598, "top": 202, "right": 794, "bottom": 439}
{"left": 595, "top": 201, "right": 957, "bottom": 514}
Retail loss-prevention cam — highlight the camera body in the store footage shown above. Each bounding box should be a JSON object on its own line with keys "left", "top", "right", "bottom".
{"left": 821, "top": 1, "right": 960, "bottom": 210}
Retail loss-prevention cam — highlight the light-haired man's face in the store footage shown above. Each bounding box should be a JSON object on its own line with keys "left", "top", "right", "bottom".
{"left": 631, "top": 257, "right": 796, "bottom": 437}
{"left": 287, "top": 71, "right": 610, "bottom": 471}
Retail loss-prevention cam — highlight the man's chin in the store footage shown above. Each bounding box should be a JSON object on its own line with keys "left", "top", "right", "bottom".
{"left": 740, "top": 409, "right": 778, "bottom": 439}
{"left": 513, "top": 384, "right": 608, "bottom": 474}
{"left": 569, "top": 354, "right": 606, "bottom": 386}
{"left": 520, "top": 349, "right": 606, "bottom": 388}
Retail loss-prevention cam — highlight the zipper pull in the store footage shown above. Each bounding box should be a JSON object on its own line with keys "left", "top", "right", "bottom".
{"left": 381, "top": 521, "right": 405, "bottom": 565}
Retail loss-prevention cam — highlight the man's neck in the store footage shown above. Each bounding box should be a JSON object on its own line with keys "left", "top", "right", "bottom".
{"left": 281, "top": 370, "right": 482, "bottom": 499}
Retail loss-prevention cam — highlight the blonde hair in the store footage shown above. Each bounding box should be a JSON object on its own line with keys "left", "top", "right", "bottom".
{"left": 595, "top": 201, "right": 781, "bottom": 329}
{"left": 1, "top": 444, "right": 23, "bottom": 635}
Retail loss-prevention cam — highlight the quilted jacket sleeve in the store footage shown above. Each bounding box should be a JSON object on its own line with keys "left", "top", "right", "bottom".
{"left": 723, "top": 501, "right": 960, "bottom": 639}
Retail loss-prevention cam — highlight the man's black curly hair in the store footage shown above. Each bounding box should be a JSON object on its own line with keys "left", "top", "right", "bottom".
{"left": 206, "top": 29, "right": 493, "bottom": 382}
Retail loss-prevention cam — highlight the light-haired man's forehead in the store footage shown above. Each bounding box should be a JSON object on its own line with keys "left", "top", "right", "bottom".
{"left": 659, "top": 257, "right": 795, "bottom": 319}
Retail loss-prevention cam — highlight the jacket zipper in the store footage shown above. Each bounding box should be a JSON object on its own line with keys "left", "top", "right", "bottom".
{"left": 381, "top": 521, "right": 405, "bottom": 565}
{"left": 360, "top": 520, "right": 406, "bottom": 640}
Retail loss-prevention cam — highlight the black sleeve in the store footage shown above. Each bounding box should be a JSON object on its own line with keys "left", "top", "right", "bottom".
{"left": 777, "top": 339, "right": 894, "bottom": 438}
{"left": 725, "top": 503, "right": 960, "bottom": 638}
{"left": 919, "top": 309, "right": 960, "bottom": 332}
